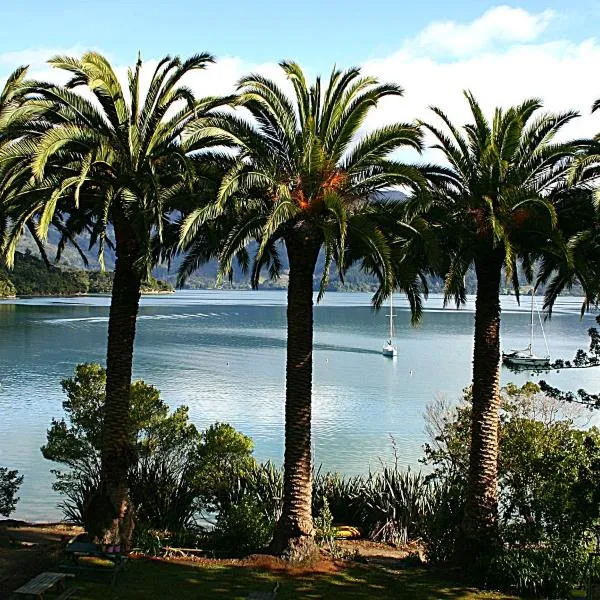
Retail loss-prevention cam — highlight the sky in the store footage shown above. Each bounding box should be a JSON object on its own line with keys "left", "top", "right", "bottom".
{"left": 1, "top": 1, "right": 599, "bottom": 145}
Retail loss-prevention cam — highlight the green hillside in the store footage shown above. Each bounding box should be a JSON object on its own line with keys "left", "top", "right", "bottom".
{"left": 0, "top": 251, "right": 173, "bottom": 298}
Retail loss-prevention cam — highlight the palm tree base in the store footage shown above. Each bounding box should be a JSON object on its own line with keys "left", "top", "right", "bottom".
{"left": 82, "top": 489, "right": 135, "bottom": 550}
{"left": 270, "top": 530, "right": 319, "bottom": 565}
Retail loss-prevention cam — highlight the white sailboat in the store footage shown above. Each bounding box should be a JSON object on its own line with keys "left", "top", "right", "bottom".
{"left": 502, "top": 291, "right": 550, "bottom": 369}
{"left": 382, "top": 294, "right": 397, "bottom": 357}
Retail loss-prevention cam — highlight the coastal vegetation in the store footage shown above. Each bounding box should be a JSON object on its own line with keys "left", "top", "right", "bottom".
{"left": 0, "top": 250, "right": 172, "bottom": 297}
{"left": 38, "top": 367, "right": 600, "bottom": 597}
{"left": 0, "top": 466, "right": 22, "bottom": 518}
{"left": 0, "top": 48, "right": 599, "bottom": 596}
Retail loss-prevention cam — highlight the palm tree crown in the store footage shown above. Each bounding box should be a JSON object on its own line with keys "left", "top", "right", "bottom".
{"left": 180, "top": 61, "right": 427, "bottom": 304}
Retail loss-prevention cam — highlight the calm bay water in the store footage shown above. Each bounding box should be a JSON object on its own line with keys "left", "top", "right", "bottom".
{"left": 1, "top": 290, "right": 599, "bottom": 521}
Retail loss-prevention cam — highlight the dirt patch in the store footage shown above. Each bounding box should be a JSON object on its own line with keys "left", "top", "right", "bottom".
{"left": 142, "top": 539, "right": 416, "bottom": 576}
{"left": 339, "top": 538, "right": 424, "bottom": 563}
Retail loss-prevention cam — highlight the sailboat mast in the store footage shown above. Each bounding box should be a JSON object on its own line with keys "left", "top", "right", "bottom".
{"left": 389, "top": 294, "right": 394, "bottom": 341}
{"left": 529, "top": 289, "right": 534, "bottom": 352}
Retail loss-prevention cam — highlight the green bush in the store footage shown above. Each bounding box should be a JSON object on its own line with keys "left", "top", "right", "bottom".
{"left": 422, "top": 382, "right": 600, "bottom": 596}
{"left": 487, "top": 542, "right": 598, "bottom": 599}
{"left": 313, "top": 470, "right": 364, "bottom": 526}
{"left": 360, "top": 466, "right": 432, "bottom": 545}
{"left": 0, "top": 466, "right": 23, "bottom": 517}
{"left": 214, "top": 496, "right": 274, "bottom": 556}
{"left": 0, "top": 276, "right": 16, "bottom": 297}
{"left": 215, "top": 460, "right": 283, "bottom": 526}
{"left": 42, "top": 364, "right": 253, "bottom": 533}
{"left": 421, "top": 477, "right": 465, "bottom": 564}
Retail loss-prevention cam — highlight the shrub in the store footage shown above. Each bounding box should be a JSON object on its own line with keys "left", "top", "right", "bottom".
{"left": 420, "top": 477, "right": 465, "bottom": 564}
{"left": 42, "top": 363, "right": 253, "bottom": 533}
{"left": 0, "top": 466, "right": 23, "bottom": 517}
{"left": 487, "top": 542, "right": 597, "bottom": 599}
{"left": 216, "top": 460, "right": 283, "bottom": 526}
{"left": 313, "top": 470, "right": 365, "bottom": 526}
{"left": 422, "top": 382, "right": 600, "bottom": 596}
{"left": 360, "top": 466, "right": 432, "bottom": 545}
{"left": 214, "top": 496, "right": 274, "bottom": 556}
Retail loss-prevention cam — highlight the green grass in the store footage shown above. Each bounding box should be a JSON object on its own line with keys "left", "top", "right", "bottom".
{"left": 68, "top": 557, "right": 517, "bottom": 599}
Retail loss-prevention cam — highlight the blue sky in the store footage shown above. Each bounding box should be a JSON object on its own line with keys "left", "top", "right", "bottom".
{"left": 1, "top": 0, "right": 598, "bottom": 69}
{"left": 1, "top": 2, "right": 599, "bottom": 147}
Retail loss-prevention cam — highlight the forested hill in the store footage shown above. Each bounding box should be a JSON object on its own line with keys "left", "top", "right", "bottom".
{"left": 0, "top": 251, "right": 173, "bottom": 298}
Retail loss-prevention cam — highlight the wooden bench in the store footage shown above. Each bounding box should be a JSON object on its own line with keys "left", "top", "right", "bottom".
{"left": 13, "top": 571, "right": 75, "bottom": 599}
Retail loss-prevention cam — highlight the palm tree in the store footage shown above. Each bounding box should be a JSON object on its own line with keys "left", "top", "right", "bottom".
{"left": 0, "top": 66, "right": 56, "bottom": 263}
{"left": 420, "top": 92, "right": 584, "bottom": 560}
{"left": 537, "top": 101, "right": 600, "bottom": 311}
{"left": 179, "top": 62, "right": 428, "bottom": 559}
{"left": 0, "top": 52, "right": 232, "bottom": 546}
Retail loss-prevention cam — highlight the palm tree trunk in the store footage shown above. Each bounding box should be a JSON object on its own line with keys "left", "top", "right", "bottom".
{"left": 462, "top": 251, "right": 504, "bottom": 561}
{"left": 83, "top": 227, "right": 141, "bottom": 549}
{"left": 271, "top": 226, "right": 321, "bottom": 562}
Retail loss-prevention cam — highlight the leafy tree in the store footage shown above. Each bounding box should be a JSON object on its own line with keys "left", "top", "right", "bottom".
{"left": 42, "top": 363, "right": 254, "bottom": 532}
{"left": 0, "top": 274, "right": 15, "bottom": 297}
{"left": 423, "top": 382, "right": 600, "bottom": 596}
{"left": 2, "top": 52, "right": 232, "bottom": 546}
{"left": 420, "top": 93, "right": 585, "bottom": 558}
{"left": 0, "top": 466, "right": 23, "bottom": 517}
{"left": 179, "top": 62, "right": 430, "bottom": 559}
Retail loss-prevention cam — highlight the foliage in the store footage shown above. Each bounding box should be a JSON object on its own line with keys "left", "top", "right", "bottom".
{"left": 0, "top": 273, "right": 15, "bottom": 297}
{"left": 0, "top": 250, "right": 172, "bottom": 297}
{"left": 314, "top": 498, "right": 336, "bottom": 543}
{"left": 214, "top": 461, "right": 283, "bottom": 528}
{"left": 540, "top": 314, "right": 600, "bottom": 407}
{"left": 0, "top": 466, "right": 23, "bottom": 517}
{"left": 420, "top": 93, "right": 587, "bottom": 307}
{"left": 41, "top": 363, "right": 253, "bottom": 532}
{"left": 194, "top": 422, "right": 255, "bottom": 511}
{"left": 0, "top": 250, "right": 88, "bottom": 296}
{"left": 178, "top": 62, "right": 431, "bottom": 310}
{"left": 420, "top": 477, "right": 465, "bottom": 565}
{"left": 132, "top": 527, "right": 165, "bottom": 556}
{"left": 359, "top": 465, "right": 432, "bottom": 545}
{"left": 214, "top": 496, "right": 275, "bottom": 556}
{"left": 422, "top": 382, "right": 600, "bottom": 596}
{"left": 313, "top": 470, "right": 364, "bottom": 526}
{"left": 487, "top": 543, "right": 593, "bottom": 598}
{"left": 87, "top": 271, "right": 173, "bottom": 294}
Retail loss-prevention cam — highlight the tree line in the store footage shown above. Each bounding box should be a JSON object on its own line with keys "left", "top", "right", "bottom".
{"left": 0, "top": 51, "right": 598, "bottom": 566}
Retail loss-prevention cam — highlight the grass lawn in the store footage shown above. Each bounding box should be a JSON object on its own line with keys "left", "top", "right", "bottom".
{"left": 69, "top": 556, "right": 518, "bottom": 599}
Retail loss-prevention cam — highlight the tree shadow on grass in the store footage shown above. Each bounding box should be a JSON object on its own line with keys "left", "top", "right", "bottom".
{"left": 72, "top": 556, "right": 516, "bottom": 599}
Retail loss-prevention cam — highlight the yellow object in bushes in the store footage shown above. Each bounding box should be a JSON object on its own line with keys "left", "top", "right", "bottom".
{"left": 334, "top": 526, "right": 361, "bottom": 539}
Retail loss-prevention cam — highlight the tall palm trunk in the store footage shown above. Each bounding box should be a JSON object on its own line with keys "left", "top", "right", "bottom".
{"left": 84, "top": 223, "right": 141, "bottom": 549}
{"left": 271, "top": 225, "right": 321, "bottom": 561}
{"left": 463, "top": 250, "right": 504, "bottom": 560}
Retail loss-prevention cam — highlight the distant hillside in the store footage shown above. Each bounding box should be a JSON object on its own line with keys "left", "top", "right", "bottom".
{"left": 0, "top": 251, "right": 173, "bottom": 298}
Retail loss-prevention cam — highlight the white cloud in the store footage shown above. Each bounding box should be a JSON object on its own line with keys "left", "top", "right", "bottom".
{"left": 407, "top": 5, "right": 555, "bottom": 58}
{"left": 360, "top": 37, "right": 600, "bottom": 156}
{"left": 0, "top": 6, "right": 598, "bottom": 164}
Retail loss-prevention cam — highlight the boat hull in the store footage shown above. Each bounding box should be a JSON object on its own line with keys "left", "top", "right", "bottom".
{"left": 382, "top": 345, "right": 397, "bottom": 357}
{"left": 502, "top": 353, "right": 550, "bottom": 368}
